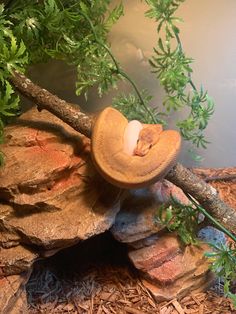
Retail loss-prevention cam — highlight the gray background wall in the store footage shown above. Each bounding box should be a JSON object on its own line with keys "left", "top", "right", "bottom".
{"left": 27, "top": 0, "right": 236, "bottom": 168}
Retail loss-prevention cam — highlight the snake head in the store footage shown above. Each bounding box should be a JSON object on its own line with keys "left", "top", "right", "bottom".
{"left": 134, "top": 124, "right": 163, "bottom": 157}
{"left": 134, "top": 139, "right": 153, "bottom": 156}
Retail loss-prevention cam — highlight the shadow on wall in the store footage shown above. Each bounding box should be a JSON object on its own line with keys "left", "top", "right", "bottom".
{"left": 24, "top": 0, "right": 236, "bottom": 168}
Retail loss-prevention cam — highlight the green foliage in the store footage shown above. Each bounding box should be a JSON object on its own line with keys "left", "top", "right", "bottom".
{"left": 9, "top": 0, "right": 124, "bottom": 92}
{"left": 0, "top": 4, "right": 28, "bottom": 154}
{"left": 104, "top": 3, "right": 124, "bottom": 31}
{"left": 0, "top": 80, "right": 21, "bottom": 144}
{"left": 145, "top": 0, "right": 185, "bottom": 39}
{"left": 150, "top": 39, "right": 193, "bottom": 94}
{"left": 0, "top": 36, "right": 28, "bottom": 78}
{"left": 0, "top": 0, "right": 123, "bottom": 151}
{"left": 206, "top": 243, "right": 236, "bottom": 303}
{"left": 76, "top": 49, "right": 121, "bottom": 98}
{"left": 156, "top": 195, "right": 236, "bottom": 304}
{"left": 0, "top": 5, "right": 28, "bottom": 79}
{"left": 155, "top": 198, "right": 199, "bottom": 245}
{"left": 0, "top": 81, "right": 20, "bottom": 118}
{"left": 113, "top": 90, "right": 166, "bottom": 124}
{"left": 145, "top": 0, "right": 215, "bottom": 149}
{"left": 0, "top": 0, "right": 215, "bottom": 154}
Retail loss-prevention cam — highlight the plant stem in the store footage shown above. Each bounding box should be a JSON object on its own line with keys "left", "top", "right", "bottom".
{"left": 119, "top": 70, "right": 157, "bottom": 123}
{"left": 80, "top": 12, "right": 120, "bottom": 70}
{"left": 188, "top": 194, "right": 236, "bottom": 243}
{"left": 174, "top": 31, "right": 197, "bottom": 91}
{"left": 80, "top": 11, "right": 157, "bottom": 124}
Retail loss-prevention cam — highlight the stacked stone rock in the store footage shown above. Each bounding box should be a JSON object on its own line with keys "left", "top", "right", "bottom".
{"left": 0, "top": 108, "right": 213, "bottom": 312}
{"left": 111, "top": 186, "right": 214, "bottom": 301}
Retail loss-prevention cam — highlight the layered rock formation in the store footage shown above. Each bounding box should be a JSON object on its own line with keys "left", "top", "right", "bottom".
{"left": 0, "top": 108, "right": 120, "bottom": 312}
{"left": 0, "top": 107, "right": 215, "bottom": 311}
{"left": 111, "top": 187, "right": 214, "bottom": 301}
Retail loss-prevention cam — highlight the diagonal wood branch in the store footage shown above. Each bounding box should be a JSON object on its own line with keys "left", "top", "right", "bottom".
{"left": 11, "top": 71, "right": 93, "bottom": 138}
{"left": 10, "top": 71, "right": 236, "bottom": 234}
{"left": 166, "top": 163, "right": 236, "bottom": 231}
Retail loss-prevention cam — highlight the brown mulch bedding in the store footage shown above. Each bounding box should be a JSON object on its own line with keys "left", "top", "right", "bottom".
{"left": 26, "top": 167, "right": 236, "bottom": 314}
{"left": 28, "top": 265, "right": 236, "bottom": 314}
{"left": 27, "top": 263, "right": 235, "bottom": 314}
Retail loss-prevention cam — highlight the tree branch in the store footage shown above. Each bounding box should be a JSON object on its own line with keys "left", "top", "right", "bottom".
{"left": 11, "top": 71, "right": 93, "bottom": 138}
{"left": 166, "top": 163, "right": 236, "bottom": 234}
{"left": 10, "top": 71, "right": 236, "bottom": 235}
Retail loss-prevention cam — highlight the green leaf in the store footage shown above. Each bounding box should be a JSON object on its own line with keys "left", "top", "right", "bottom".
{"left": 0, "top": 80, "right": 20, "bottom": 119}
{"left": 188, "top": 148, "right": 204, "bottom": 163}
{"left": 146, "top": 0, "right": 214, "bottom": 151}
{"left": 112, "top": 90, "right": 166, "bottom": 124}
{"left": 105, "top": 3, "right": 124, "bottom": 30}
{"left": 165, "top": 206, "right": 173, "bottom": 224}
{"left": 80, "top": 2, "right": 89, "bottom": 14}
{"left": 155, "top": 197, "right": 200, "bottom": 245}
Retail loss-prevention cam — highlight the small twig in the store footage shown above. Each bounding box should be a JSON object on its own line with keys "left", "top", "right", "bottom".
{"left": 204, "top": 174, "right": 236, "bottom": 182}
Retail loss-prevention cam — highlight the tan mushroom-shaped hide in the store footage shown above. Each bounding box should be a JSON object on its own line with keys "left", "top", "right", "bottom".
{"left": 91, "top": 107, "right": 181, "bottom": 189}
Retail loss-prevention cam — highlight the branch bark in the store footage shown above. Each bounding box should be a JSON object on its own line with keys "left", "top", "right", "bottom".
{"left": 11, "top": 71, "right": 93, "bottom": 138}
{"left": 10, "top": 71, "right": 236, "bottom": 234}
{"left": 166, "top": 163, "right": 236, "bottom": 232}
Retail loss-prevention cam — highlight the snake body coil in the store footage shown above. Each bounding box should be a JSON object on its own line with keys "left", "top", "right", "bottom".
{"left": 91, "top": 107, "right": 181, "bottom": 189}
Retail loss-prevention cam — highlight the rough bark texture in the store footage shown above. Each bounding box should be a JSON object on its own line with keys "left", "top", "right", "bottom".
{"left": 10, "top": 71, "right": 236, "bottom": 234}
{"left": 11, "top": 71, "right": 93, "bottom": 138}
{"left": 166, "top": 163, "right": 236, "bottom": 232}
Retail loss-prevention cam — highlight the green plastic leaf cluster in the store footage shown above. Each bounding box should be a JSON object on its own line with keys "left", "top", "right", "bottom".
{"left": 0, "top": 0, "right": 124, "bottom": 163}
{"left": 206, "top": 243, "right": 236, "bottom": 304}
{"left": 145, "top": 0, "right": 215, "bottom": 149}
{"left": 156, "top": 195, "right": 236, "bottom": 303}
{"left": 0, "top": 4, "right": 28, "bottom": 80}
{"left": 0, "top": 0, "right": 215, "bottom": 156}
{"left": 145, "top": 0, "right": 185, "bottom": 35}
{"left": 0, "top": 4, "right": 29, "bottom": 164}
{"left": 113, "top": 90, "right": 166, "bottom": 124}
{"left": 9, "top": 0, "right": 124, "bottom": 95}
{"left": 155, "top": 198, "right": 199, "bottom": 245}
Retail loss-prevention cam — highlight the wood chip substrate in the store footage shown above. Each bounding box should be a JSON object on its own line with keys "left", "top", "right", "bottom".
{"left": 27, "top": 263, "right": 235, "bottom": 313}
